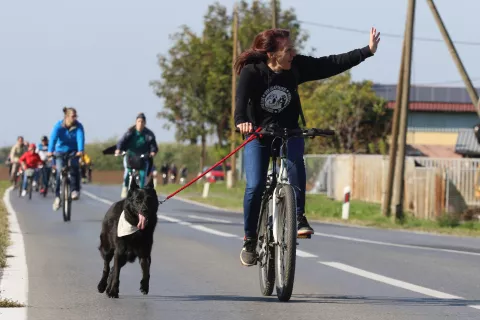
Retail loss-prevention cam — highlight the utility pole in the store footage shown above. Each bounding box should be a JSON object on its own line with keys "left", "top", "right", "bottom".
{"left": 272, "top": 0, "right": 277, "bottom": 28}
{"left": 229, "top": 3, "right": 239, "bottom": 188}
{"left": 425, "top": 0, "right": 480, "bottom": 116}
{"left": 393, "top": 0, "right": 416, "bottom": 221}
{"left": 382, "top": 41, "right": 406, "bottom": 217}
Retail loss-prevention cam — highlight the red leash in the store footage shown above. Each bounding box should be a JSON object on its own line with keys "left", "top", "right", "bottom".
{"left": 159, "top": 127, "right": 262, "bottom": 204}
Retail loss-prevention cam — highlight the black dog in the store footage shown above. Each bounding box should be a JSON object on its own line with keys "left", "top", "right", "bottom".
{"left": 97, "top": 177, "right": 159, "bottom": 298}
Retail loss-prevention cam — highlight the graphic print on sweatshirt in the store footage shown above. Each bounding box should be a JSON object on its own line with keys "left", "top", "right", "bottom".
{"left": 260, "top": 85, "right": 292, "bottom": 114}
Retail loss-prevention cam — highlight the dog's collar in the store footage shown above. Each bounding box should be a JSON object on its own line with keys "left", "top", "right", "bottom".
{"left": 117, "top": 211, "right": 138, "bottom": 237}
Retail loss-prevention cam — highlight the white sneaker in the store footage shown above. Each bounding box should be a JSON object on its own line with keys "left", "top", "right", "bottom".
{"left": 71, "top": 191, "right": 79, "bottom": 200}
{"left": 21, "top": 190, "right": 26, "bottom": 197}
{"left": 120, "top": 186, "right": 127, "bottom": 199}
{"left": 53, "top": 197, "right": 60, "bottom": 211}
{"left": 32, "top": 181, "right": 37, "bottom": 187}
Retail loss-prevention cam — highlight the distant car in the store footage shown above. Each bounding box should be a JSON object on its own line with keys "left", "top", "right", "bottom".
{"left": 203, "top": 164, "right": 231, "bottom": 183}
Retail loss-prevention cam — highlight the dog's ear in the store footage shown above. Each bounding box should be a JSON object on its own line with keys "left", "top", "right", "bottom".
{"left": 145, "top": 176, "right": 155, "bottom": 190}
{"left": 129, "top": 177, "right": 139, "bottom": 191}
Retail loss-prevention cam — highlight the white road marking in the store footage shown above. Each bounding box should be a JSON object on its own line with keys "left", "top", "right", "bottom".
{"left": 82, "top": 192, "right": 320, "bottom": 259}
{"left": 296, "top": 250, "right": 318, "bottom": 258}
{"left": 320, "top": 261, "right": 480, "bottom": 311}
{"left": 0, "top": 187, "right": 28, "bottom": 320}
{"left": 190, "top": 225, "right": 238, "bottom": 238}
{"left": 187, "top": 214, "right": 232, "bottom": 224}
{"left": 315, "top": 232, "right": 480, "bottom": 257}
{"left": 82, "top": 190, "right": 114, "bottom": 206}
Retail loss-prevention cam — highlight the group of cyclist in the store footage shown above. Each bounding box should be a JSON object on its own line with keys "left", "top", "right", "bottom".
{"left": 4, "top": 26, "right": 380, "bottom": 268}
{"left": 6, "top": 109, "right": 158, "bottom": 209}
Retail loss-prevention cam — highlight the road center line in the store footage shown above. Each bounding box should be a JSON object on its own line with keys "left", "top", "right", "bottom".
{"left": 187, "top": 214, "right": 232, "bottom": 224}
{"left": 319, "top": 261, "right": 480, "bottom": 311}
{"left": 315, "top": 232, "right": 480, "bottom": 257}
{"left": 83, "top": 191, "right": 319, "bottom": 259}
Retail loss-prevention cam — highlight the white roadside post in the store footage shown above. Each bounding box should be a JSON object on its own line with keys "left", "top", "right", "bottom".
{"left": 342, "top": 186, "right": 351, "bottom": 220}
{"left": 202, "top": 182, "right": 210, "bottom": 198}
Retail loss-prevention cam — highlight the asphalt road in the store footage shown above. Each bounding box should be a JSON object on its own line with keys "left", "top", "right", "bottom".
{"left": 5, "top": 184, "right": 480, "bottom": 319}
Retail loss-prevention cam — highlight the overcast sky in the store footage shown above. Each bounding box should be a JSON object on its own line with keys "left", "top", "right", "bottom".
{"left": 1, "top": 0, "right": 478, "bottom": 147}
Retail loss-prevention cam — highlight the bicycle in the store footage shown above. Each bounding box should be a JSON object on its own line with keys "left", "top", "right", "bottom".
{"left": 117, "top": 151, "right": 151, "bottom": 190}
{"left": 243, "top": 125, "right": 334, "bottom": 302}
{"left": 54, "top": 151, "right": 79, "bottom": 222}
{"left": 24, "top": 168, "right": 36, "bottom": 200}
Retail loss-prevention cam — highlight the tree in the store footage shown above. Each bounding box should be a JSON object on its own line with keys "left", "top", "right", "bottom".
{"left": 150, "top": 0, "right": 308, "bottom": 165}
{"left": 236, "top": 0, "right": 308, "bottom": 53}
{"left": 299, "top": 72, "right": 391, "bottom": 154}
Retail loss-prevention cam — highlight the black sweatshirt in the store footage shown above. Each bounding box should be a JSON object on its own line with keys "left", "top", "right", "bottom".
{"left": 234, "top": 45, "right": 374, "bottom": 129}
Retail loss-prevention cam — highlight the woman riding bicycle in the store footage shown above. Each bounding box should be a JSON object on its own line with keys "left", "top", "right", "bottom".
{"left": 234, "top": 27, "right": 380, "bottom": 266}
{"left": 48, "top": 107, "right": 85, "bottom": 211}
{"left": 37, "top": 135, "right": 52, "bottom": 195}
{"left": 115, "top": 112, "right": 158, "bottom": 198}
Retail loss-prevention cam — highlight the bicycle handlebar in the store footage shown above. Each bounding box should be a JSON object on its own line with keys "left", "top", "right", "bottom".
{"left": 235, "top": 126, "right": 335, "bottom": 138}
{"left": 115, "top": 151, "right": 151, "bottom": 158}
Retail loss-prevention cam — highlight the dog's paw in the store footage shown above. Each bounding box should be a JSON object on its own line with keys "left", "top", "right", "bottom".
{"left": 97, "top": 279, "right": 107, "bottom": 293}
{"left": 106, "top": 286, "right": 119, "bottom": 298}
{"left": 140, "top": 279, "right": 149, "bottom": 295}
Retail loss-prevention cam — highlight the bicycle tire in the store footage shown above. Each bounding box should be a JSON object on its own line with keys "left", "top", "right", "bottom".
{"left": 62, "top": 176, "right": 71, "bottom": 222}
{"left": 17, "top": 174, "right": 23, "bottom": 197}
{"left": 274, "top": 184, "right": 297, "bottom": 302}
{"left": 257, "top": 196, "right": 275, "bottom": 296}
{"left": 28, "top": 178, "right": 32, "bottom": 200}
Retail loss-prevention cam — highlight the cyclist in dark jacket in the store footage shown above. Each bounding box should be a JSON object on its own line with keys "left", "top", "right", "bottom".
{"left": 115, "top": 113, "right": 158, "bottom": 198}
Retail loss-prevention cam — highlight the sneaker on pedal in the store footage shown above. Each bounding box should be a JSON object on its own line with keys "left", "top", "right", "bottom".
{"left": 240, "top": 237, "right": 257, "bottom": 266}
{"left": 120, "top": 186, "right": 127, "bottom": 199}
{"left": 297, "top": 214, "right": 314, "bottom": 235}
{"left": 71, "top": 191, "right": 79, "bottom": 200}
{"left": 53, "top": 197, "right": 61, "bottom": 211}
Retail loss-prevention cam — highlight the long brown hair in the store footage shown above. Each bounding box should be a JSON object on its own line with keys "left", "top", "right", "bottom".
{"left": 234, "top": 28, "right": 290, "bottom": 75}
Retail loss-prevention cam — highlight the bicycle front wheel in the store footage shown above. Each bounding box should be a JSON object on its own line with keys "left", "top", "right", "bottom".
{"left": 257, "top": 196, "right": 275, "bottom": 296}
{"left": 274, "top": 184, "right": 297, "bottom": 302}
{"left": 62, "top": 177, "right": 71, "bottom": 222}
{"left": 28, "top": 178, "right": 33, "bottom": 200}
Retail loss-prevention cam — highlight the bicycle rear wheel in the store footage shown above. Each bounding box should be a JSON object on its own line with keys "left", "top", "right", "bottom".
{"left": 62, "top": 177, "right": 71, "bottom": 222}
{"left": 274, "top": 184, "right": 297, "bottom": 302}
{"left": 17, "top": 174, "right": 23, "bottom": 197}
{"left": 257, "top": 196, "right": 275, "bottom": 296}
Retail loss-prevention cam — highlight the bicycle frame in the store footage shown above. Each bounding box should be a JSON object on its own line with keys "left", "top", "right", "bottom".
{"left": 261, "top": 137, "right": 291, "bottom": 245}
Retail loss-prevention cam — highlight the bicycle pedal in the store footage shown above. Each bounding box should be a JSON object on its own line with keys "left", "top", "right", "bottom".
{"left": 297, "top": 233, "right": 312, "bottom": 239}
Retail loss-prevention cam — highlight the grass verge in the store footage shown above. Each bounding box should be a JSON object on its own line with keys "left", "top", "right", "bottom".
{"left": 156, "top": 181, "right": 480, "bottom": 237}
{"left": 0, "top": 180, "right": 25, "bottom": 308}
{"left": 0, "top": 181, "right": 10, "bottom": 268}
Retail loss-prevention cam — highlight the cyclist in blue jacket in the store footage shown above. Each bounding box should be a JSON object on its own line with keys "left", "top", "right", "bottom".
{"left": 47, "top": 107, "right": 85, "bottom": 211}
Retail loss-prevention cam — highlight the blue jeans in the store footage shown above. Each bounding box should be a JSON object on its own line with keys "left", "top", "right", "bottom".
{"left": 55, "top": 156, "right": 80, "bottom": 197}
{"left": 22, "top": 169, "right": 39, "bottom": 190}
{"left": 243, "top": 136, "right": 306, "bottom": 238}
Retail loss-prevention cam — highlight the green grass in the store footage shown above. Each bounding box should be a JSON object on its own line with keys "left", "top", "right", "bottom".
{"left": 0, "top": 181, "right": 10, "bottom": 268}
{"left": 157, "top": 181, "right": 480, "bottom": 237}
{"left": 0, "top": 298, "right": 24, "bottom": 308}
{"left": 0, "top": 180, "right": 26, "bottom": 308}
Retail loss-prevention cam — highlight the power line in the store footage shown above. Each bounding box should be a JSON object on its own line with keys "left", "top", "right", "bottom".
{"left": 297, "top": 20, "right": 480, "bottom": 46}
{"left": 414, "top": 78, "right": 480, "bottom": 86}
